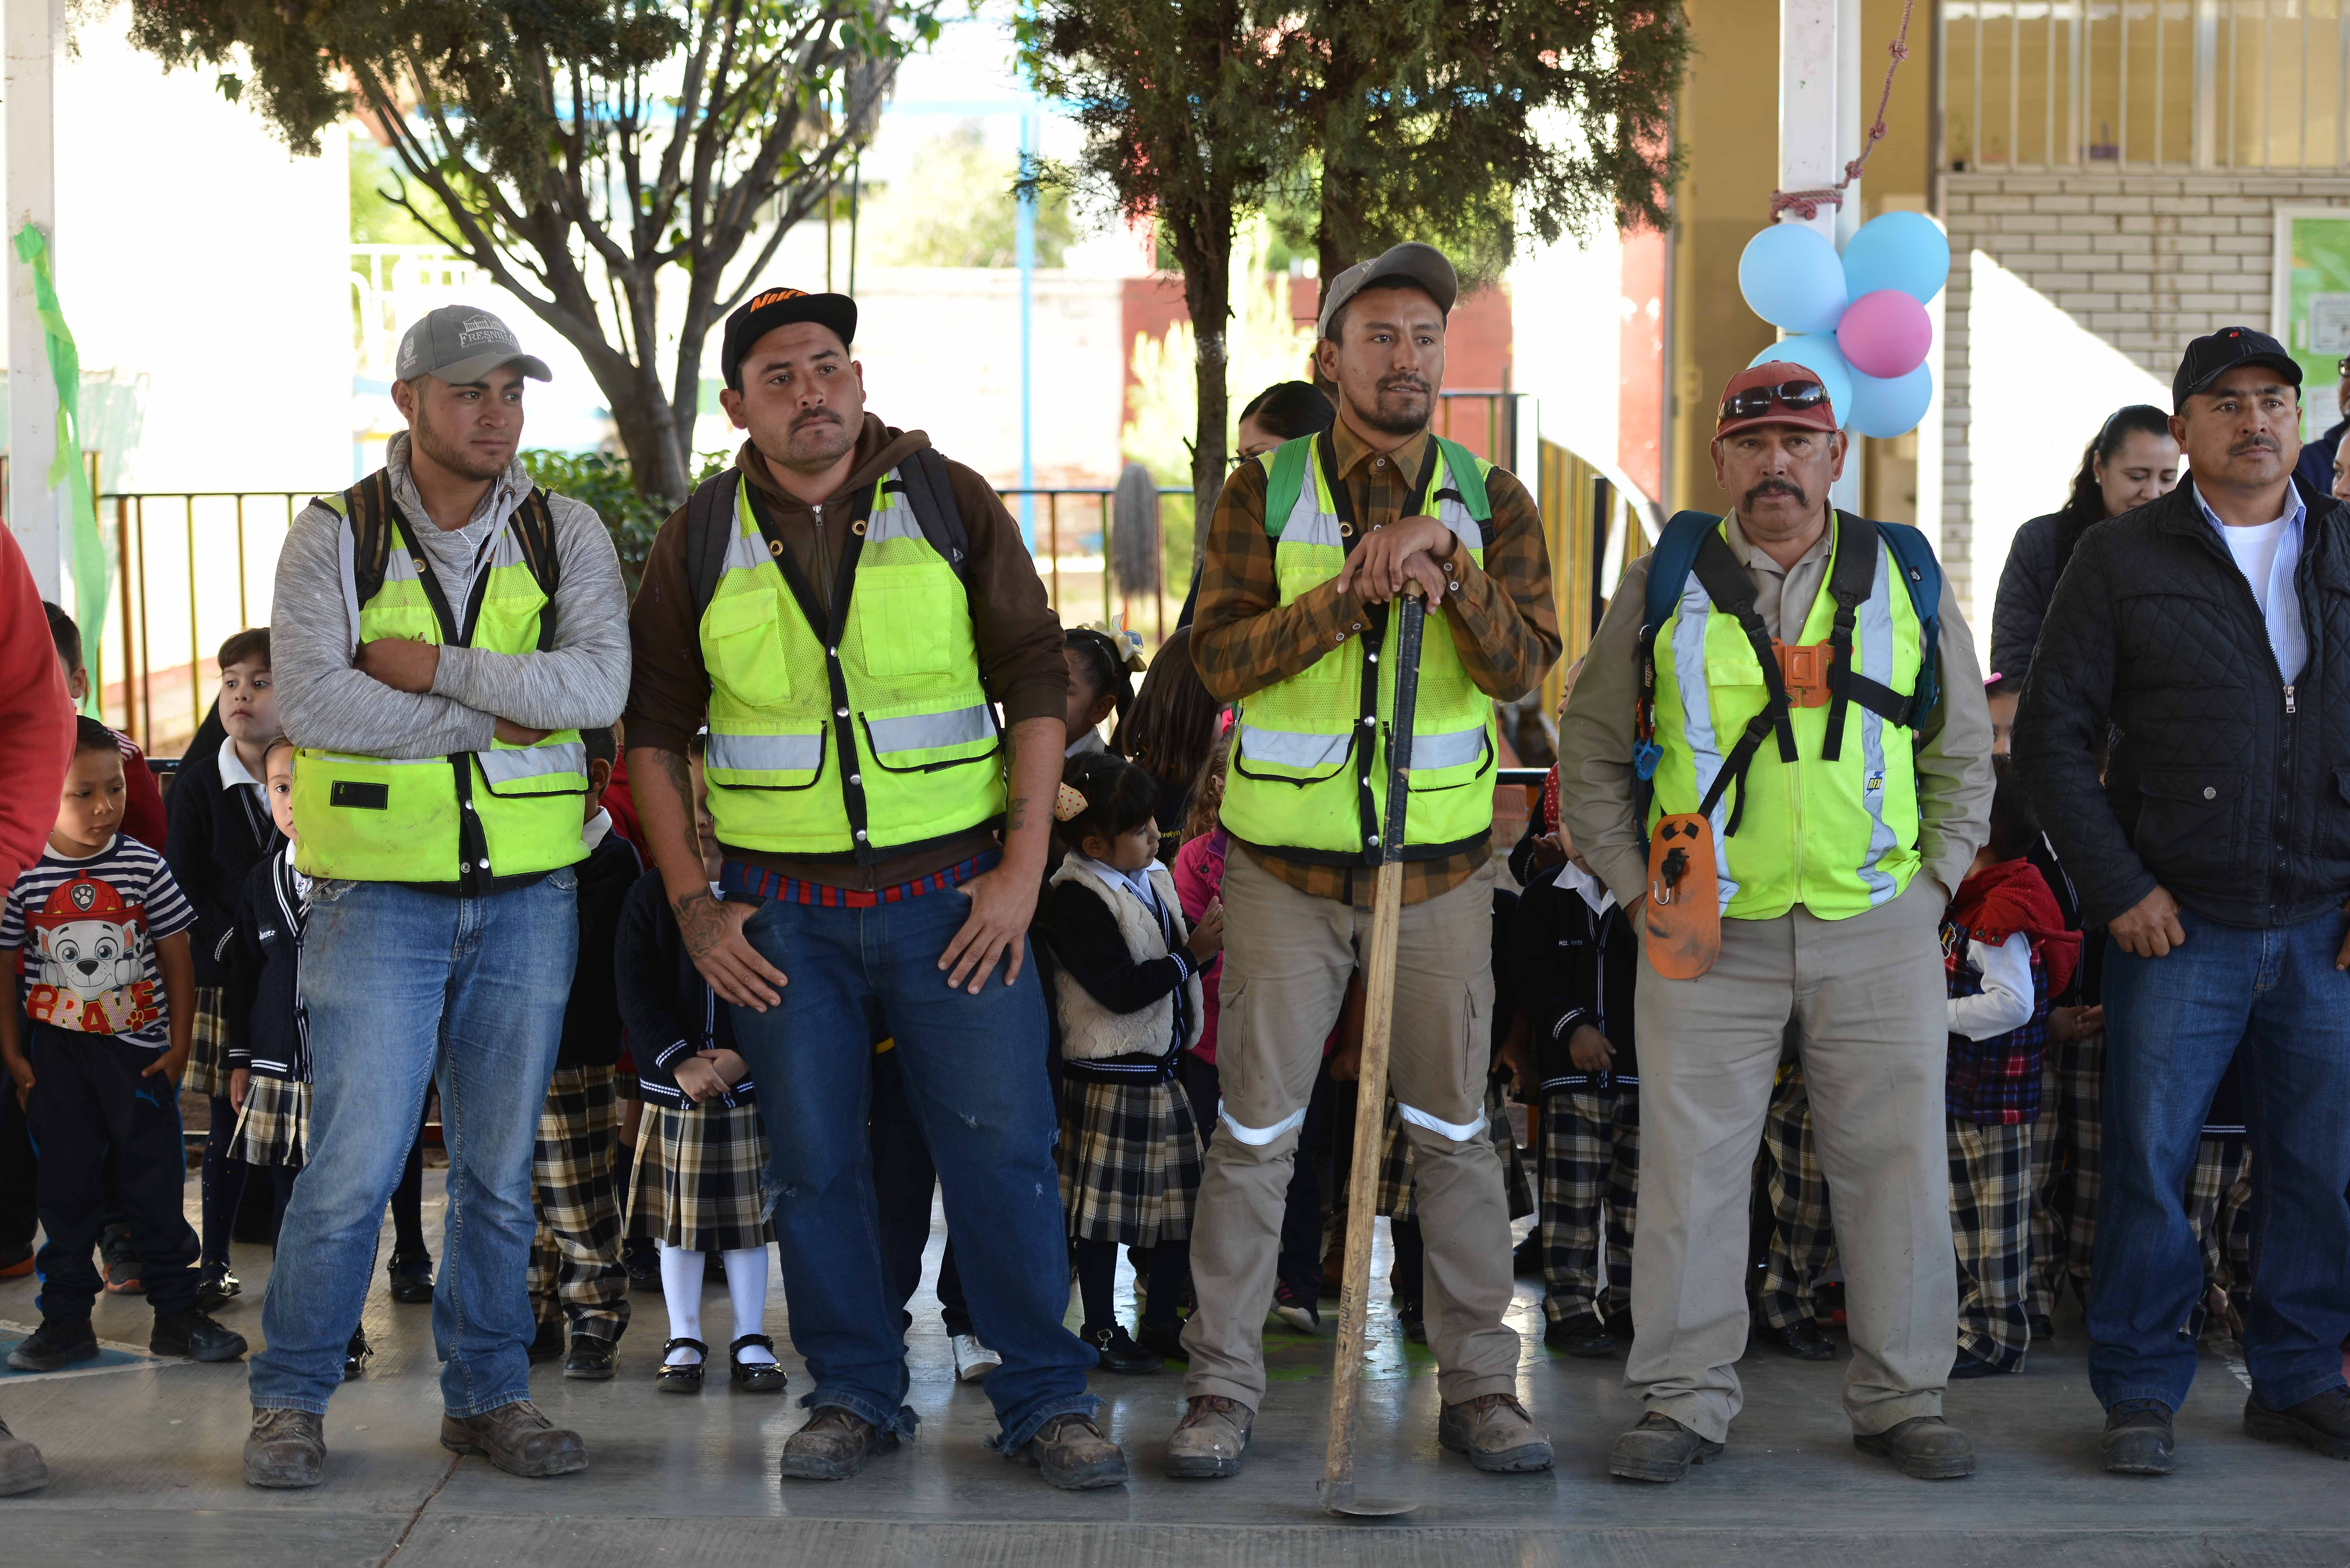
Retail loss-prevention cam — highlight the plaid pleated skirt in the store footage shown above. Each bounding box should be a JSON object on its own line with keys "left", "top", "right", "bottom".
{"left": 182, "top": 986, "right": 232, "bottom": 1100}
{"left": 1058, "top": 1075, "right": 1204, "bottom": 1248}
{"left": 1375, "top": 1079, "right": 1537, "bottom": 1223}
{"left": 627, "top": 1098, "right": 774, "bottom": 1252}
{"left": 227, "top": 1076, "right": 309, "bottom": 1169}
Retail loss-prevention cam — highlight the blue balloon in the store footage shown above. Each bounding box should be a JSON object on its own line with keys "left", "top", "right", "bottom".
{"left": 1748, "top": 335, "right": 1853, "bottom": 427}
{"left": 1840, "top": 211, "right": 1951, "bottom": 305}
{"left": 1843, "top": 364, "right": 1935, "bottom": 439}
{"left": 1738, "top": 223, "right": 1848, "bottom": 335}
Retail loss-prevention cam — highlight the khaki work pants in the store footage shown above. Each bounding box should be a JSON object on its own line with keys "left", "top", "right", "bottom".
{"left": 1628, "top": 872, "right": 1956, "bottom": 1443}
{"left": 1181, "top": 849, "right": 1518, "bottom": 1409}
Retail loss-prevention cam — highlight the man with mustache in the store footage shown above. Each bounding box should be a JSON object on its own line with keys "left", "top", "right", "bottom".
{"left": 1558, "top": 363, "right": 1992, "bottom": 1482}
{"left": 1167, "top": 243, "right": 1561, "bottom": 1479}
{"left": 2018, "top": 328, "right": 2350, "bottom": 1474}
{"left": 621, "top": 287, "right": 1121, "bottom": 1489}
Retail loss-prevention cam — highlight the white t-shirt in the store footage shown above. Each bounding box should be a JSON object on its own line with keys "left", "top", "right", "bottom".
{"left": 2221, "top": 515, "right": 2291, "bottom": 615}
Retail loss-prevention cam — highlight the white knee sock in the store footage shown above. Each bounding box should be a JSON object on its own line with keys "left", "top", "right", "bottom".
{"left": 658, "top": 1242, "right": 703, "bottom": 1363}
{"left": 724, "top": 1247, "right": 775, "bottom": 1364}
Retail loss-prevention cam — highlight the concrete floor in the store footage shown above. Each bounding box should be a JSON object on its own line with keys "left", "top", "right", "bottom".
{"left": 2, "top": 1173, "right": 2346, "bottom": 1567}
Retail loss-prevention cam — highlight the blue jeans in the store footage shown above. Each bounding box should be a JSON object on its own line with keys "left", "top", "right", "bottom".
{"left": 729, "top": 869, "right": 1098, "bottom": 1450}
{"left": 249, "top": 870, "right": 577, "bottom": 1416}
{"left": 2092, "top": 904, "right": 2350, "bottom": 1413}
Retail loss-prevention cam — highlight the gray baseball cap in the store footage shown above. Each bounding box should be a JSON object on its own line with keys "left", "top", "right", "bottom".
{"left": 395, "top": 305, "right": 553, "bottom": 386}
{"left": 1315, "top": 242, "right": 1459, "bottom": 339}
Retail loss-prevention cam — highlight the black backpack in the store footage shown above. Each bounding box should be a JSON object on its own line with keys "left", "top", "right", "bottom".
{"left": 681, "top": 447, "right": 971, "bottom": 620}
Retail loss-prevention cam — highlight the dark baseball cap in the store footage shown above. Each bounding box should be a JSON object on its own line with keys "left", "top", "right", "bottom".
{"left": 723, "top": 287, "right": 857, "bottom": 388}
{"left": 395, "top": 305, "right": 551, "bottom": 386}
{"left": 1715, "top": 362, "right": 1838, "bottom": 439}
{"left": 2173, "top": 326, "right": 2301, "bottom": 410}
{"left": 1316, "top": 243, "right": 1458, "bottom": 339}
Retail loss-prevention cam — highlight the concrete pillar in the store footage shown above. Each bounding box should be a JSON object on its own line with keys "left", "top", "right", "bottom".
{"left": 5, "top": 0, "right": 61, "bottom": 596}
{"left": 1779, "top": 0, "right": 1863, "bottom": 509}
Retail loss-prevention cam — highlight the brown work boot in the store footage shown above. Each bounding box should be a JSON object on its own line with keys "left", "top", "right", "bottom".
{"left": 243, "top": 1406, "right": 326, "bottom": 1489}
{"left": 1164, "top": 1394, "right": 1253, "bottom": 1479}
{"left": 438, "top": 1399, "right": 587, "bottom": 1477}
{"left": 779, "top": 1405, "right": 898, "bottom": 1481}
{"left": 1854, "top": 1414, "right": 1977, "bottom": 1479}
{"left": 1020, "top": 1412, "right": 1130, "bottom": 1489}
{"left": 0, "top": 1417, "right": 49, "bottom": 1496}
{"left": 1438, "top": 1391, "right": 1556, "bottom": 1473}
{"left": 1608, "top": 1412, "right": 1723, "bottom": 1482}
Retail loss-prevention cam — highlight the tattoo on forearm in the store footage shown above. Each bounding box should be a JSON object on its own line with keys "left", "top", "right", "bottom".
{"left": 644, "top": 748, "right": 702, "bottom": 873}
{"left": 673, "top": 888, "right": 727, "bottom": 962}
{"left": 1004, "top": 730, "right": 1027, "bottom": 832}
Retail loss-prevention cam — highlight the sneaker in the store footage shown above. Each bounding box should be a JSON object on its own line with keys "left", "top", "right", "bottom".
{"left": 1133, "top": 1321, "right": 1189, "bottom": 1361}
{"left": 150, "top": 1308, "right": 249, "bottom": 1362}
{"left": 343, "top": 1327, "right": 372, "bottom": 1381}
{"left": 1082, "top": 1323, "right": 1162, "bottom": 1375}
{"left": 1854, "top": 1415, "right": 1976, "bottom": 1479}
{"left": 243, "top": 1406, "right": 325, "bottom": 1489}
{"left": 1949, "top": 1347, "right": 2011, "bottom": 1379}
{"left": 1438, "top": 1391, "right": 1555, "bottom": 1473}
{"left": 950, "top": 1333, "right": 1003, "bottom": 1383}
{"left": 1271, "top": 1279, "right": 1320, "bottom": 1334}
{"left": 0, "top": 1416, "right": 48, "bottom": 1496}
{"left": 194, "top": 1266, "right": 242, "bottom": 1313}
{"left": 2101, "top": 1399, "right": 2175, "bottom": 1476}
{"left": 1396, "top": 1299, "right": 1426, "bottom": 1344}
{"left": 1608, "top": 1412, "right": 1722, "bottom": 1483}
{"left": 6, "top": 1317, "right": 97, "bottom": 1372}
{"left": 1020, "top": 1412, "right": 1129, "bottom": 1489}
{"left": 565, "top": 1331, "right": 620, "bottom": 1381}
{"left": 100, "top": 1225, "right": 143, "bottom": 1294}
{"left": 1545, "top": 1312, "right": 1617, "bottom": 1357}
{"left": 2243, "top": 1386, "right": 2350, "bottom": 1460}
{"left": 779, "top": 1405, "right": 898, "bottom": 1481}
{"left": 1760, "top": 1316, "right": 1836, "bottom": 1361}
{"left": 0, "top": 1243, "right": 34, "bottom": 1279}
{"left": 387, "top": 1249, "right": 434, "bottom": 1305}
{"left": 528, "top": 1318, "right": 567, "bottom": 1363}
{"left": 439, "top": 1399, "right": 588, "bottom": 1478}
{"left": 1164, "top": 1394, "right": 1253, "bottom": 1479}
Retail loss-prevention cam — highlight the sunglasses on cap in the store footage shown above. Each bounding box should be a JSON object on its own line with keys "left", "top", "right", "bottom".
{"left": 1721, "top": 381, "right": 1830, "bottom": 421}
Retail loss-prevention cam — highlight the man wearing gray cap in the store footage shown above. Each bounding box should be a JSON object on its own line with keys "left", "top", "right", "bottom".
{"left": 1167, "top": 243, "right": 1562, "bottom": 1478}
{"left": 242, "top": 305, "right": 630, "bottom": 1488}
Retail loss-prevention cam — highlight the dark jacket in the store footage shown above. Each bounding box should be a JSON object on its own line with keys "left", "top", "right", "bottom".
{"left": 164, "top": 747, "right": 282, "bottom": 985}
{"left": 1506, "top": 863, "right": 1636, "bottom": 1092}
{"left": 224, "top": 847, "right": 307, "bottom": 1081}
{"left": 1990, "top": 511, "right": 2071, "bottom": 686}
{"left": 2293, "top": 417, "right": 2347, "bottom": 503}
{"left": 613, "top": 870, "right": 751, "bottom": 1110}
{"left": 2016, "top": 478, "right": 2350, "bottom": 928}
{"left": 556, "top": 827, "right": 641, "bottom": 1070}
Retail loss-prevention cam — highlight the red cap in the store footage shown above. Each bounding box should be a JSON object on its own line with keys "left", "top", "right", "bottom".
{"left": 1716, "top": 361, "right": 1839, "bottom": 439}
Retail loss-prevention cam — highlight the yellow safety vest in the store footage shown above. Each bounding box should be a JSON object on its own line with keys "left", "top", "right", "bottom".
{"left": 293, "top": 475, "right": 588, "bottom": 885}
{"left": 1648, "top": 517, "right": 1927, "bottom": 920}
{"left": 1219, "top": 434, "right": 1498, "bottom": 863}
{"left": 699, "top": 467, "right": 1004, "bottom": 858}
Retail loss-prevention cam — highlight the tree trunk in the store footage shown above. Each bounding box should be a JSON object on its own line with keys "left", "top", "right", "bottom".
{"left": 599, "top": 374, "right": 692, "bottom": 506}
{"left": 1174, "top": 215, "right": 1233, "bottom": 564}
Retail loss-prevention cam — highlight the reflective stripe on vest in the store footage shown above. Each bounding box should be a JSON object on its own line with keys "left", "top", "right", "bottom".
{"left": 293, "top": 480, "right": 588, "bottom": 885}
{"left": 699, "top": 466, "right": 1005, "bottom": 857}
{"left": 1648, "top": 519, "right": 1924, "bottom": 921}
{"left": 1217, "top": 434, "right": 1499, "bottom": 863}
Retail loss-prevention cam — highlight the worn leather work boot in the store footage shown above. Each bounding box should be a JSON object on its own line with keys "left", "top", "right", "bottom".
{"left": 2244, "top": 1387, "right": 2350, "bottom": 1460}
{"left": 1438, "top": 1392, "right": 1556, "bottom": 1473}
{"left": 2101, "top": 1400, "right": 2176, "bottom": 1476}
{"left": 1608, "top": 1412, "right": 1724, "bottom": 1482}
{"left": 0, "top": 1418, "right": 50, "bottom": 1496}
{"left": 243, "top": 1407, "right": 327, "bottom": 1489}
{"left": 438, "top": 1399, "right": 588, "bottom": 1478}
{"left": 779, "top": 1405, "right": 899, "bottom": 1481}
{"left": 1020, "top": 1413, "right": 1130, "bottom": 1489}
{"left": 1164, "top": 1394, "right": 1253, "bottom": 1479}
{"left": 1854, "top": 1415, "right": 1977, "bottom": 1478}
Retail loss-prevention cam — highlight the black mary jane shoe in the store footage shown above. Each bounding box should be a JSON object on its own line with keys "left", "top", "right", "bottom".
{"left": 657, "top": 1338, "right": 708, "bottom": 1393}
{"left": 1082, "top": 1323, "right": 1163, "bottom": 1375}
{"left": 729, "top": 1334, "right": 786, "bottom": 1393}
{"left": 343, "top": 1327, "right": 372, "bottom": 1381}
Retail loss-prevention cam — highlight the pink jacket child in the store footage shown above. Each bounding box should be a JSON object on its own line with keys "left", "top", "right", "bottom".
{"left": 1171, "top": 828, "right": 1228, "bottom": 1064}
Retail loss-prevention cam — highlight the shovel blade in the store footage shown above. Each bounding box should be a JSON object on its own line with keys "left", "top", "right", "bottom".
{"left": 1318, "top": 1478, "right": 1420, "bottom": 1518}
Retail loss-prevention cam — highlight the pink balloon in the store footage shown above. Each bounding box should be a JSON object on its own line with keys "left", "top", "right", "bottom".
{"left": 1835, "top": 288, "right": 1933, "bottom": 380}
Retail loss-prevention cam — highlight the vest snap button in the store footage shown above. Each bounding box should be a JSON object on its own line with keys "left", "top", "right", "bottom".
{"left": 476, "top": 859, "right": 490, "bottom": 871}
{"left": 1366, "top": 833, "right": 1380, "bottom": 845}
{"left": 828, "top": 647, "right": 839, "bottom": 658}
{"left": 836, "top": 707, "right": 849, "bottom": 718}
{"left": 853, "top": 829, "right": 868, "bottom": 842}
{"left": 849, "top": 774, "right": 862, "bottom": 787}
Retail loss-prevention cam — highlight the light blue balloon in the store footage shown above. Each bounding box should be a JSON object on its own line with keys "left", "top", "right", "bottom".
{"left": 1843, "top": 364, "right": 1935, "bottom": 439}
{"left": 1840, "top": 211, "right": 1951, "bottom": 305}
{"left": 1748, "top": 335, "right": 1854, "bottom": 426}
{"left": 1738, "top": 223, "right": 1848, "bottom": 335}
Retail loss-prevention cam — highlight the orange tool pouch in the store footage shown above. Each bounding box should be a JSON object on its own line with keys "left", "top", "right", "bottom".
{"left": 1643, "top": 813, "right": 1722, "bottom": 980}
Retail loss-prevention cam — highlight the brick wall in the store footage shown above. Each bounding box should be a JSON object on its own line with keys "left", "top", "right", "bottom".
{"left": 1940, "top": 171, "right": 2350, "bottom": 617}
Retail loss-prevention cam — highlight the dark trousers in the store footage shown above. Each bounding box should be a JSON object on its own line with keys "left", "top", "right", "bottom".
{"left": 26, "top": 1024, "right": 200, "bottom": 1319}
{"left": 0, "top": 1068, "right": 36, "bottom": 1255}
{"left": 869, "top": 1047, "right": 974, "bottom": 1338}
{"left": 197, "top": 1093, "right": 248, "bottom": 1271}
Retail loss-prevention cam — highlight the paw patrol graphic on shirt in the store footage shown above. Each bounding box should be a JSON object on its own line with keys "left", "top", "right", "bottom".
{"left": 26, "top": 874, "right": 157, "bottom": 1036}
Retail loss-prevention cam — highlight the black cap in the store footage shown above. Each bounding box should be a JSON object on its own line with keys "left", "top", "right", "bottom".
{"left": 2173, "top": 326, "right": 2301, "bottom": 411}
{"left": 722, "top": 287, "right": 857, "bottom": 388}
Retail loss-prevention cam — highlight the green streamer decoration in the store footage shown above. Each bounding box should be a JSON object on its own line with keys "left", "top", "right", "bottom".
{"left": 14, "top": 222, "right": 107, "bottom": 714}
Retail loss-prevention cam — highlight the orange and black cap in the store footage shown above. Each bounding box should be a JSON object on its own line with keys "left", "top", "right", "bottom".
{"left": 722, "top": 287, "right": 858, "bottom": 389}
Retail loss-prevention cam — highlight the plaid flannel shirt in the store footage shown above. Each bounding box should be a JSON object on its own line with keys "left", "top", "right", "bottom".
{"left": 1191, "top": 421, "right": 1560, "bottom": 907}
{"left": 1943, "top": 920, "right": 2053, "bottom": 1125}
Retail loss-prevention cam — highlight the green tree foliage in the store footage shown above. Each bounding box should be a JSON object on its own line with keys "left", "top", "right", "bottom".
{"left": 129, "top": 1, "right": 940, "bottom": 505}
{"left": 861, "top": 125, "right": 1075, "bottom": 268}
{"left": 522, "top": 447, "right": 729, "bottom": 596}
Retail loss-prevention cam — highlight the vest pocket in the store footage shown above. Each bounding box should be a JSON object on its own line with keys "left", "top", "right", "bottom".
{"left": 858, "top": 565, "right": 955, "bottom": 677}
{"left": 702, "top": 593, "right": 791, "bottom": 708}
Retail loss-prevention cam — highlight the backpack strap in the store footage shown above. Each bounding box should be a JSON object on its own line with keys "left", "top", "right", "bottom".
{"left": 1429, "top": 435, "right": 1498, "bottom": 550}
{"left": 1875, "top": 520, "right": 1944, "bottom": 725}
{"left": 1818, "top": 510, "right": 1878, "bottom": 762}
{"left": 1687, "top": 530, "right": 1800, "bottom": 835}
{"left": 897, "top": 446, "right": 971, "bottom": 581}
{"left": 1261, "top": 437, "right": 1314, "bottom": 539}
{"left": 510, "top": 487, "right": 563, "bottom": 651}
{"left": 684, "top": 469, "right": 744, "bottom": 623}
{"left": 325, "top": 470, "right": 400, "bottom": 616}
{"left": 1632, "top": 510, "right": 1728, "bottom": 819}
{"left": 1822, "top": 511, "right": 1945, "bottom": 753}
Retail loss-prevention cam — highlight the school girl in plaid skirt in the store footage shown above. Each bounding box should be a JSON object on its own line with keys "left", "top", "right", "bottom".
{"left": 1040, "top": 753, "right": 1216, "bottom": 1374}
{"left": 614, "top": 863, "right": 783, "bottom": 1395}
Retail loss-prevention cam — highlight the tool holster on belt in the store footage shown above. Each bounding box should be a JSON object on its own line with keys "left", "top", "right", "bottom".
{"left": 1643, "top": 814, "right": 1721, "bottom": 980}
